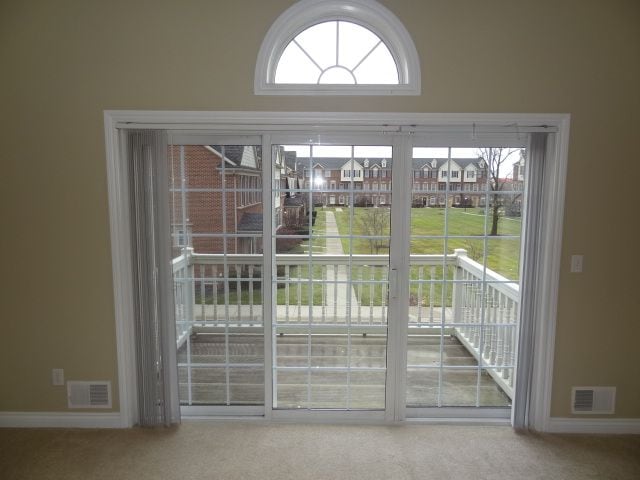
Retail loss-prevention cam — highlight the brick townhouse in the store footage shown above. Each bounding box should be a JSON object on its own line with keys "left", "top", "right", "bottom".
{"left": 169, "top": 144, "right": 264, "bottom": 256}
{"left": 285, "top": 155, "right": 493, "bottom": 208}
{"left": 169, "top": 146, "right": 525, "bottom": 257}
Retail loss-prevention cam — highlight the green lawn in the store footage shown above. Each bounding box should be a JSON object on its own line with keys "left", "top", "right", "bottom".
{"left": 332, "top": 206, "right": 521, "bottom": 280}
{"left": 194, "top": 206, "right": 521, "bottom": 306}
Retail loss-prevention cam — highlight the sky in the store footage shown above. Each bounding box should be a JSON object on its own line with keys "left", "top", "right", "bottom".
{"left": 283, "top": 145, "right": 497, "bottom": 159}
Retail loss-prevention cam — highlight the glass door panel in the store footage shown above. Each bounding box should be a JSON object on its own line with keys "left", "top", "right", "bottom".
{"left": 168, "top": 143, "right": 264, "bottom": 410}
{"left": 272, "top": 143, "right": 392, "bottom": 411}
{"left": 406, "top": 146, "right": 525, "bottom": 412}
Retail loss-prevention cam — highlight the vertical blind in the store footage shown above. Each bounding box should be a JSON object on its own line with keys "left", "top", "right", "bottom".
{"left": 128, "top": 130, "right": 177, "bottom": 426}
{"left": 512, "top": 132, "right": 548, "bottom": 430}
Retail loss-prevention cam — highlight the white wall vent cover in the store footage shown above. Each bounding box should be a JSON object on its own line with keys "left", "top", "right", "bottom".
{"left": 67, "top": 381, "right": 112, "bottom": 409}
{"left": 571, "top": 386, "right": 616, "bottom": 414}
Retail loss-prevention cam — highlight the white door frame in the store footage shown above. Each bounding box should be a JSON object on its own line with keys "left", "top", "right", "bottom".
{"left": 104, "top": 111, "right": 569, "bottom": 430}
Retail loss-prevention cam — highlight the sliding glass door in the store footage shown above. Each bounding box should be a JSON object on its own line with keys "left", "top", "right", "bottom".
{"left": 164, "top": 131, "right": 528, "bottom": 420}
{"left": 405, "top": 143, "right": 525, "bottom": 417}
{"left": 271, "top": 141, "right": 393, "bottom": 413}
{"left": 168, "top": 138, "right": 265, "bottom": 414}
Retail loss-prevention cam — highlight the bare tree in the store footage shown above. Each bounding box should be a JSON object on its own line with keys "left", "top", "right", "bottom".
{"left": 357, "top": 207, "right": 390, "bottom": 253}
{"left": 476, "top": 147, "right": 522, "bottom": 236}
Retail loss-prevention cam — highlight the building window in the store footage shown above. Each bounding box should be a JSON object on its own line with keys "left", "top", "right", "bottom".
{"left": 325, "top": 169, "right": 332, "bottom": 177}
{"left": 466, "top": 170, "right": 475, "bottom": 179}
{"left": 451, "top": 171, "right": 459, "bottom": 178}
{"left": 173, "top": 227, "right": 191, "bottom": 248}
{"left": 254, "top": 0, "right": 421, "bottom": 95}
{"left": 441, "top": 171, "right": 448, "bottom": 178}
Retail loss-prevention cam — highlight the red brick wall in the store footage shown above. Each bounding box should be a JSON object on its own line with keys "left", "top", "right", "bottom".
{"left": 168, "top": 145, "right": 262, "bottom": 256}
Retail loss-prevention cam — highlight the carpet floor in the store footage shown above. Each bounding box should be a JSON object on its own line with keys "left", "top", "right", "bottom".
{"left": 1, "top": 423, "right": 639, "bottom": 480}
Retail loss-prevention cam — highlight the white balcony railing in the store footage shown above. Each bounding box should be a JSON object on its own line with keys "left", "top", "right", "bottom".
{"left": 173, "top": 248, "right": 519, "bottom": 398}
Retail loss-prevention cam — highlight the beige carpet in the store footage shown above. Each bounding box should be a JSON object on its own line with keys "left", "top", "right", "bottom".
{"left": 1, "top": 423, "right": 639, "bottom": 479}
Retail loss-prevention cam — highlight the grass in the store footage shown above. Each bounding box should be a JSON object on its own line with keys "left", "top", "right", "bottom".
{"left": 194, "top": 206, "right": 521, "bottom": 306}
{"left": 332, "top": 207, "right": 521, "bottom": 279}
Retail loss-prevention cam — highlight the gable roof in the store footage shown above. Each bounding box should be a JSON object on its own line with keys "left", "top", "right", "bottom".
{"left": 282, "top": 155, "right": 484, "bottom": 172}
{"left": 209, "top": 145, "right": 262, "bottom": 170}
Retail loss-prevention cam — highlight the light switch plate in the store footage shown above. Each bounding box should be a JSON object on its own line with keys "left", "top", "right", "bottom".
{"left": 570, "top": 255, "right": 583, "bottom": 273}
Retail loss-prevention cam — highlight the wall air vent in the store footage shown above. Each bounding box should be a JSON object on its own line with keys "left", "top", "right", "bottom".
{"left": 67, "top": 381, "right": 112, "bottom": 409}
{"left": 571, "top": 386, "right": 615, "bottom": 414}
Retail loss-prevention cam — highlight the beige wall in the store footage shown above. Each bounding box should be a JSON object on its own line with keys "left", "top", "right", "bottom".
{"left": 1, "top": 0, "right": 638, "bottom": 418}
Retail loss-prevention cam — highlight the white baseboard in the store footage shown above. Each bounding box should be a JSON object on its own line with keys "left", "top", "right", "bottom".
{"left": 0, "top": 411, "right": 125, "bottom": 429}
{"left": 546, "top": 417, "right": 640, "bottom": 434}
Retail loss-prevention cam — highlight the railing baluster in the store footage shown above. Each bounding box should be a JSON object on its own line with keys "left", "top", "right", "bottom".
{"left": 429, "top": 266, "right": 436, "bottom": 323}
{"left": 509, "top": 324, "right": 517, "bottom": 387}
{"left": 369, "top": 266, "right": 374, "bottom": 325}
{"left": 333, "top": 262, "right": 338, "bottom": 321}
{"left": 249, "top": 264, "right": 254, "bottom": 326}
{"left": 285, "top": 265, "right": 290, "bottom": 323}
{"left": 473, "top": 282, "right": 481, "bottom": 347}
{"left": 185, "top": 254, "right": 194, "bottom": 327}
{"left": 297, "top": 265, "right": 302, "bottom": 323}
{"left": 483, "top": 287, "right": 495, "bottom": 359}
{"left": 357, "top": 265, "right": 362, "bottom": 325}
{"left": 495, "top": 300, "right": 506, "bottom": 375}
{"left": 236, "top": 264, "right": 241, "bottom": 325}
{"left": 491, "top": 291, "right": 503, "bottom": 365}
{"left": 213, "top": 266, "right": 218, "bottom": 324}
{"left": 417, "top": 266, "right": 424, "bottom": 325}
{"left": 321, "top": 264, "right": 326, "bottom": 324}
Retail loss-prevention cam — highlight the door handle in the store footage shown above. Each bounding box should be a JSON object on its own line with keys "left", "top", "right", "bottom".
{"left": 390, "top": 267, "right": 399, "bottom": 299}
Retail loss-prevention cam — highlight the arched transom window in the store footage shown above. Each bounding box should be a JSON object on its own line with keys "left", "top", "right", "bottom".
{"left": 275, "top": 21, "right": 398, "bottom": 85}
{"left": 255, "top": 0, "right": 421, "bottom": 95}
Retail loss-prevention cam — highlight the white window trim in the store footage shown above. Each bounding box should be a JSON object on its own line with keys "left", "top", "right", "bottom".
{"left": 254, "top": 0, "right": 421, "bottom": 96}
{"left": 104, "top": 110, "right": 569, "bottom": 431}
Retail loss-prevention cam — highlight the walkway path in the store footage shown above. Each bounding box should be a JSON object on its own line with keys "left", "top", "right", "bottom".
{"left": 323, "top": 210, "right": 360, "bottom": 315}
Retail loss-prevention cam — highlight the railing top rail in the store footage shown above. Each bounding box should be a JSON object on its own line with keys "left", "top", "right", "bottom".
{"left": 183, "top": 252, "right": 458, "bottom": 266}
{"left": 456, "top": 254, "right": 520, "bottom": 299}
{"left": 173, "top": 251, "right": 519, "bottom": 300}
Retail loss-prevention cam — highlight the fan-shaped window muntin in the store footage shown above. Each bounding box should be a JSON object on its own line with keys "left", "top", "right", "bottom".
{"left": 254, "top": 0, "right": 421, "bottom": 95}
{"left": 275, "top": 21, "right": 399, "bottom": 85}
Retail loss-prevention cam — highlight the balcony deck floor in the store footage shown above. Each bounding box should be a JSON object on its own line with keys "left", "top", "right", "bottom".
{"left": 177, "top": 334, "right": 511, "bottom": 409}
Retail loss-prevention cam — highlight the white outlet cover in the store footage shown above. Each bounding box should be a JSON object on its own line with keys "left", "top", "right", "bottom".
{"left": 52, "top": 368, "right": 64, "bottom": 386}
